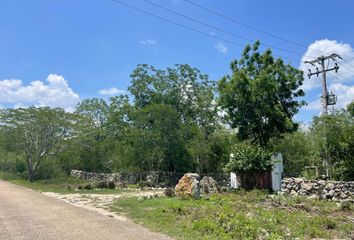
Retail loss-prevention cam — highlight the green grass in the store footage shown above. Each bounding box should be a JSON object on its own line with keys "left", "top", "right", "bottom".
{"left": 112, "top": 190, "right": 354, "bottom": 240}
{"left": 0, "top": 171, "right": 128, "bottom": 194}
{"left": 11, "top": 178, "right": 133, "bottom": 194}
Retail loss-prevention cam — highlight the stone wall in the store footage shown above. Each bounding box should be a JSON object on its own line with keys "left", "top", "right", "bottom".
{"left": 281, "top": 178, "right": 354, "bottom": 201}
{"left": 70, "top": 170, "right": 229, "bottom": 188}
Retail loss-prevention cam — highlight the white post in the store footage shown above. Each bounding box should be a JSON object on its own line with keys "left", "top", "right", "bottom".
{"left": 230, "top": 172, "right": 238, "bottom": 189}
{"left": 271, "top": 153, "right": 283, "bottom": 192}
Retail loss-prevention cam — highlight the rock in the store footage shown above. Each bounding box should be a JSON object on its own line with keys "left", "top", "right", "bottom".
{"left": 146, "top": 171, "right": 159, "bottom": 187}
{"left": 318, "top": 180, "right": 326, "bottom": 186}
{"left": 325, "top": 183, "right": 335, "bottom": 191}
{"left": 294, "top": 178, "right": 304, "bottom": 184}
{"left": 301, "top": 182, "right": 313, "bottom": 191}
{"left": 282, "top": 188, "right": 290, "bottom": 194}
{"left": 325, "top": 190, "right": 335, "bottom": 199}
{"left": 175, "top": 173, "right": 201, "bottom": 199}
{"left": 200, "top": 176, "right": 219, "bottom": 194}
{"left": 339, "top": 192, "right": 348, "bottom": 199}
{"left": 290, "top": 190, "right": 298, "bottom": 196}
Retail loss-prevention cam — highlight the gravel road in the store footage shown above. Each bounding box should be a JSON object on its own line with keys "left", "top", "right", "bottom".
{"left": 0, "top": 180, "right": 172, "bottom": 240}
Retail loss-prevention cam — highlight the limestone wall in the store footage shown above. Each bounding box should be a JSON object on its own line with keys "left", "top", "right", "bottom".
{"left": 70, "top": 170, "right": 229, "bottom": 188}
{"left": 281, "top": 178, "right": 354, "bottom": 201}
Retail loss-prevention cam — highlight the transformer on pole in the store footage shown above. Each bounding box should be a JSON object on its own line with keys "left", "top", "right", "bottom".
{"left": 304, "top": 53, "right": 341, "bottom": 115}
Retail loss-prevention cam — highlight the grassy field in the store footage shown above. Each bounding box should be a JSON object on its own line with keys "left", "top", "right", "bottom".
{"left": 0, "top": 171, "right": 129, "bottom": 194}
{"left": 112, "top": 190, "right": 354, "bottom": 240}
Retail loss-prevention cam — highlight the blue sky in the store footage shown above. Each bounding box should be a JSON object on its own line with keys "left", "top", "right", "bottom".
{"left": 0, "top": 0, "right": 354, "bottom": 123}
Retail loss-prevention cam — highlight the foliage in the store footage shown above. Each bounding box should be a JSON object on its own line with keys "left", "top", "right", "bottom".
{"left": 224, "top": 142, "right": 272, "bottom": 173}
{"left": 127, "top": 104, "right": 189, "bottom": 172}
{"left": 218, "top": 41, "right": 305, "bottom": 147}
{"left": 129, "top": 64, "right": 218, "bottom": 134}
{"left": 269, "top": 102, "right": 354, "bottom": 180}
{"left": 112, "top": 192, "right": 354, "bottom": 240}
{"left": 0, "top": 107, "right": 79, "bottom": 181}
{"left": 269, "top": 131, "right": 318, "bottom": 176}
{"left": 310, "top": 106, "right": 354, "bottom": 180}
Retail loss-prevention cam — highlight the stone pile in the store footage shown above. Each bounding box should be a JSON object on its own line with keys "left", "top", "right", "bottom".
{"left": 281, "top": 178, "right": 354, "bottom": 201}
{"left": 200, "top": 176, "right": 220, "bottom": 194}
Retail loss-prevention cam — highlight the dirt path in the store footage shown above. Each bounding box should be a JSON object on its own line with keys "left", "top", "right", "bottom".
{"left": 0, "top": 180, "right": 172, "bottom": 240}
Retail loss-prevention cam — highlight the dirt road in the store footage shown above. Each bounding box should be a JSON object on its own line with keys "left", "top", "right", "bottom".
{"left": 0, "top": 180, "right": 172, "bottom": 240}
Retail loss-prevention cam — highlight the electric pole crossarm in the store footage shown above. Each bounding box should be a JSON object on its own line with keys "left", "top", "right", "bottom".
{"left": 304, "top": 53, "right": 342, "bottom": 65}
{"left": 307, "top": 63, "right": 339, "bottom": 79}
{"left": 304, "top": 53, "right": 342, "bottom": 116}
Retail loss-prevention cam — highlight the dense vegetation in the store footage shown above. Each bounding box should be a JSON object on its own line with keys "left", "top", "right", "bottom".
{"left": 0, "top": 42, "right": 353, "bottom": 181}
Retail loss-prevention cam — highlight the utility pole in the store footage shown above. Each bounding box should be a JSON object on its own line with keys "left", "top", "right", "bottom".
{"left": 304, "top": 53, "right": 342, "bottom": 180}
{"left": 304, "top": 53, "right": 341, "bottom": 115}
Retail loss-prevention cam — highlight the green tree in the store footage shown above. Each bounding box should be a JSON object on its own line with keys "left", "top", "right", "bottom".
{"left": 74, "top": 98, "right": 119, "bottom": 172}
{"left": 188, "top": 128, "right": 232, "bottom": 174}
{"left": 0, "top": 107, "right": 78, "bottom": 181}
{"left": 129, "top": 64, "right": 218, "bottom": 133}
{"left": 128, "top": 64, "right": 220, "bottom": 172}
{"left": 128, "top": 104, "right": 189, "bottom": 172}
{"left": 218, "top": 41, "right": 305, "bottom": 147}
{"left": 269, "top": 131, "right": 318, "bottom": 176}
{"left": 311, "top": 107, "right": 354, "bottom": 180}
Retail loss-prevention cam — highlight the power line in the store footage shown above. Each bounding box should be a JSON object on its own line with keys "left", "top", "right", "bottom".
{"left": 338, "top": 59, "right": 354, "bottom": 75}
{"left": 183, "top": 0, "right": 308, "bottom": 49}
{"left": 108, "top": 0, "right": 300, "bottom": 62}
{"left": 142, "top": 0, "right": 303, "bottom": 57}
{"left": 341, "top": 58, "right": 354, "bottom": 69}
{"left": 183, "top": 0, "right": 354, "bottom": 72}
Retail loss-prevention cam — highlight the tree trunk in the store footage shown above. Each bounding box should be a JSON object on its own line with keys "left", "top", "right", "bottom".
{"left": 27, "top": 155, "right": 34, "bottom": 182}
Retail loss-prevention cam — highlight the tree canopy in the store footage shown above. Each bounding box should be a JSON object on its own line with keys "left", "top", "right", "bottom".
{"left": 218, "top": 41, "right": 305, "bottom": 147}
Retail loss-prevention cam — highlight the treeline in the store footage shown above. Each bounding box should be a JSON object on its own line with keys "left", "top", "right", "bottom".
{"left": 0, "top": 42, "right": 353, "bottom": 181}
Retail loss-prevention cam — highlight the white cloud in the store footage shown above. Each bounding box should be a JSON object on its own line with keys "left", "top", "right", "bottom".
{"left": 98, "top": 87, "right": 126, "bottom": 96}
{"left": 215, "top": 43, "right": 227, "bottom": 53}
{"left": 139, "top": 40, "right": 157, "bottom": 45}
{"left": 305, "top": 83, "right": 354, "bottom": 112}
{"left": 300, "top": 39, "right": 354, "bottom": 91}
{"left": 0, "top": 74, "right": 80, "bottom": 112}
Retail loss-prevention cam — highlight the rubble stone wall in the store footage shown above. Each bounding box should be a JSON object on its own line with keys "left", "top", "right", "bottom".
{"left": 281, "top": 178, "right": 354, "bottom": 201}
{"left": 70, "top": 170, "right": 230, "bottom": 188}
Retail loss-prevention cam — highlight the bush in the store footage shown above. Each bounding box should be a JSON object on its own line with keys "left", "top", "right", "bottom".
{"left": 95, "top": 181, "right": 108, "bottom": 189}
{"left": 224, "top": 142, "right": 272, "bottom": 173}
{"left": 84, "top": 183, "right": 92, "bottom": 190}
{"left": 164, "top": 188, "right": 176, "bottom": 197}
{"left": 108, "top": 181, "right": 116, "bottom": 189}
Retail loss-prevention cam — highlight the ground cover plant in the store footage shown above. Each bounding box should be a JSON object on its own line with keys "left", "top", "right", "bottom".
{"left": 112, "top": 190, "right": 354, "bottom": 240}
{"left": 0, "top": 172, "right": 129, "bottom": 194}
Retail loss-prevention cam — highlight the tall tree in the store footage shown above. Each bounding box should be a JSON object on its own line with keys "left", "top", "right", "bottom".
{"left": 128, "top": 104, "right": 189, "bottom": 172}
{"left": 218, "top": 41, "right": 305, "bottom": 147}
{"left": 129, "top": 64, "right": 218, "bottom": 133}
{"left": 0, "top": 107, "right": 78, "bottom": 181}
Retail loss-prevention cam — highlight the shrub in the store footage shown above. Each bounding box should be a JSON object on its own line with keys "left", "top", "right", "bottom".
{"left": 95, "top": 181, "right": 108, "bottom": 189}
{"left": 108, "top": 181, "right": 116, "bottom": 189}
{"left": 164, "top": 188, "right": 176, "bottom": 197}
{"left": 84, "top": 183, "right": 92, "bottom": 190}
{"left": 224, "top": 142, "right": 272, "bottom": 173}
